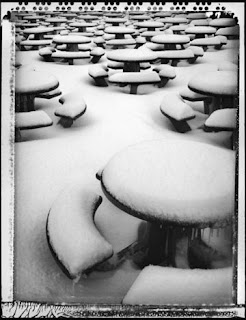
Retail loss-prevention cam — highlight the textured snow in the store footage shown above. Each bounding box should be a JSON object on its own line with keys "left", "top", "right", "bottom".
{"left": 151, "top": 34, "right": 190, "bottom": 44}
{"left": 188, "top": 71, "right": 238, "bottom": 96}
{"left": 15, "top": 110, "right": 53, "bottom": 129}
{"left": 47, "top": 186, "right": 113, "bottom": 280}
{"left": 123, "top": 266, "right": 233, "bottom": 305}
{"left": 160, "top": 94, "right": 195, "bottom": 120}
{"left": 102, "top": 139, "right": 235, "bottom": 226}
{"left": 108, "top": 72, "right": 160, "bottom": 84}
{"left": 205, "top": 109, "right": 237, "bottom": 130}
{"left": 107, "top": 48, "right": 158, "bottom": 62}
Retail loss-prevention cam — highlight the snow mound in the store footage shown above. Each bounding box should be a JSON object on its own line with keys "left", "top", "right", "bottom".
{"left": 15, "top": 110, "right": 53, "bottom": 129}
{"left": 106, "top": 39, "right": 136, "bottom": 46}
{"left": 122, "top": 266, "right": 232, "bottom": 305}
{"left": 135, "top": 21, "right": 164, "bottom": 28}
{"left": 46, "top": 186, "right": 113, "bottom": 281}
{"left": 53, "top": 35, "right": 91, "bottom": 44}
{"left": 188, "top": 45, "right": 204, "bottom": 56}
{"left": 205, "top": 109, "right": 237, "bottom": 130}
{"left": 190, "top": 19, "right": 209, "bottom": 26}
{"left": 160, "top": 94, "right": 195, "bottom": 120}
{"left": 179, "top": 87, "right": 209, "bottom": 101}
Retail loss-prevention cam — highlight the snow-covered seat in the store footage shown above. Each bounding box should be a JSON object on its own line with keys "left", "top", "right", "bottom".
{"left": 20, "top": 39, "right": 52, "bottom": 50}
{"left": 46, "top": 186, "right": 113, "bottom": 280}
{"left": 90, "top": 47, "right": 105, "bottom": 63}
{"left": 51, "top": 50, "right": 90, "bottom": 65}
{"left": 188, "top": 45, "right": 204, "bottom": 63}
{"left": 15, "top": 110, "right": 53, "bottom": 142}
{"left": 108, "top": 71, "right": 161, "bottom": 94}
{"left": 209, "top": 18, "right": 237, "bottom": 28}
{"left": 36, "top": 87, "right": 62, "bottom": 99}
{"left": 160, "top": 94, "right": 196, "bottom": 133}
{"left": 156, "top": 49, "right": 194, "bottom": 66}
{"left": 153, "top": 65, "right": 176, "bottom": 88}
{"left": 88, "top": 65, "right": 108, "bottom": 87}
{"left": 122, "top": 266, "right": 232, "bottom": 305}
{"left": 39, "top": 46, "right": 56, "bottom": 61}
{"left": 107, "top": 60, "right": 151, "bottom": 70}
{"left": 54, "top": 91, "right": 87, "bottom": 127}
{"left": 106, "top": 38, "right": 136, "bottom": 48}
{"left": 190, "top": 36, "right": 222, "bottom": 51}
{"left": 204, "top": 108, "right": 237, "bottom": 132}
{"left": 179, "top": 87, "right": 212, "bottom": 114}
{"left": 215, "top": 25, "right": 239, "bottom": 39}
{"left": 93, "top": 36, "right": 105, "bottom": 48}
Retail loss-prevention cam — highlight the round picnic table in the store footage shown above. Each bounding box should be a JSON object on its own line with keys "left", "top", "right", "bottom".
{"left": 23, "top": 26, "right": 54, "bottom": 40}
{"left": 135, "top": 21, "right": 164, "bottom": 31}
{"left": 69, "top": 21, "right": 97, "bottom": 33}
{"left": 100, "top": 139, "right": 235, "bottom": 267}
{"left": 107, "top": 48, "right": 158, "bottom": 72}
{"left": 104, "top": 17, "right": 127, "bottom": 26}
{"left": 185, "top": 26, "right": 217, "bottom": 39}
{"left": 188, "top": 71, "right": 238, "bottom": 113}
{"left": 45, "top": 17, "right": 68, "bottom": 27}
{"left": 52, "top": 35, "right": 91, "bottom": 52}
{"left": 104, "top": 26, "right": 135, "bottom": 40}
{"left": 15, "top": 70, "right": 59, "bottom": 112}
{"left": 151, "top": 34, "right": 190, "bottom": 50}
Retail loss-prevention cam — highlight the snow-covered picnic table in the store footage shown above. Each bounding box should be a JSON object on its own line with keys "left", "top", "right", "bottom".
{"left": 22, "top": 26, "right": 54, "bottom": 40}
{"left": 69, "top": 21, "right": 97, "bottom": 33}
{"left": 100, "top": 139, "right": 235, "bottom": 267}
{"left": 45, "top": 17, "right": 67, "bottom": 26}
{"left": 15, "top": 69, "right": 59, "bottom": 112}
{"left": 52, "top": 35, "right": 91, "bottom": 52}
{"left": 107, "top": 48, "right": 158, "bottom": 72}
{"left": 188, "top": 70, "right": 238, "bottom": 113}
{"left": 151, "top": 34, "right": 190, "bottom": 50}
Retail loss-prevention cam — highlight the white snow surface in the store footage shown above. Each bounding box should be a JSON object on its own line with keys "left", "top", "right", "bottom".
{"left": 47, "top": 185, "right": 113, "bottom": 280}
{"left": 13, "top": 38, "right": 239, "bottom": 303}
{"left": 205, "top": 109, "right": 237, "bottom": 129}
{"left": 123, "top": 266, "right": 233, "bottom": 305}
{"left": 15, "top": 111, "right": 53, "bottom": 129}
{"left": 102, "top": 139, "right": 235, "bottom": 226}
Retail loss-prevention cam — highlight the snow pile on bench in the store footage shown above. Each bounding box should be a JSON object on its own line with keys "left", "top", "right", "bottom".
{"left": 160, "top": 94, "right": 195, "bottom": 121}
{"left": 15, "top": 110, "right": 53, "bottom": 130}
{"left": 190, "top": 37, "right": 221, "bottom": 47}
{"left": 204, "top": 108, "right": 237, "bottom": 131}
{"left": 88, "top": 65, "right": 108, "bottom": 87}
{"left": 216, "top": 25, "right": 239, "bottom": 37}
{"left": 46, "top": 186, "right": 113, "bottom": 281}
{"left": 122, "top": 266, "right": 232, "bottom": 305}
{"left": 55, "top": 91, "right": 87, "bottom": 127}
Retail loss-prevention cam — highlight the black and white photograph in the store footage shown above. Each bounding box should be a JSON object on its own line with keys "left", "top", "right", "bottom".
{"left": 1, "top": 1, "right": 245, "bottom": 318}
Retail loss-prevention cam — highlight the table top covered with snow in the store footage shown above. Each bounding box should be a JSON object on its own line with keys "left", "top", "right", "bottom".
{"left": 15, "top": 70, "right": 59, "bottom": 94}
{"left": 22, "top": 26, "right": 54, "bottom": 34}
{"left": 188, "top": 71, "right": 238, "bottom": 96}
{"left": 101, "top": 139, "right": 235, "bottom": 228}
{"left": 107, "top": 48, "right": 158, "bottom": 62}
{"left": 52, "top": 35, "right": 91, "bottom": 44}
{"left": 151, "top": 34, "right": 190, "bottom": 44}
{"left": 104, "top": 26, "right": 135, "bottom": 34}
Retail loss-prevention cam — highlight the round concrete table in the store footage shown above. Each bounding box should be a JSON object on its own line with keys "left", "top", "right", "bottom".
{"left": 15, "top": 70, "right": 59, "bottom": 112}
{"left": 107, "top": 48, "right": 158, "bottom": 72}
{"left": 188, "top": 71, "right": 238, "bottom": 113}
{"left": 100, "top": 140, "right": 235, "bottom": 267}
{"left": 23, "top": 26, "right": 54, "bottom": 40}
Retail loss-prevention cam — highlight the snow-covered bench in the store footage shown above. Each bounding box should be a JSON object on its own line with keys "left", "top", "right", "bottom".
{"left": 122, "top": 266, "right": 232, "bottom": 305}
{"left": 153, "top": 65, "right": 176, "bottom": 88}
{"left": 108, "top": 71, "right": 161, "bottom": 94}
{"left": 36, "top": 87, "right": 62, "bottom": 99}
{"left": 46, "top": 186, "right": 113, "bottom": 280}
{"left": 39, "top": 46, "right": 56, "bottom": 61}
{"left": 216, "top": 25, "right": 239, "bottom": 39}
{"left": 179, "top": 87, "right": 212, "bottom": 114}
{"left": 54, "top": 92, "right": 87, "bottom": 127}
{"left": 51, "top": 50, "right": 91, "bottom": 65}
{"left": 15, "top": 110, "right": 53, "bottom": 142}
{"left": 190, "top": 36, "right": 223, "bottom": 51}
{"left": 90, "top": 47, "right": 105, "bottom": 64}
{"left": 20, "top": 39, "right": 52, "bottom": 50}
{"left": 204, "top": 108, "right": 237, "bottom": 132}
{"left": 160, "top": 94, "right": 196, "bottom": 133}
{"left": 188, "top": 45, "right": 204, "bottom": 63}
{"left": 88, "top": 65, "right": 108, "bottom": 87}
{"left": 156, "top": 49, "right": 194, "bottom": 66}
{"left": 107, "top": 60, "right": 151, "bottom": 70}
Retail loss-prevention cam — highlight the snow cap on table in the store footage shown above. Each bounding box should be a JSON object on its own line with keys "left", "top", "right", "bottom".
{"left": 123, "top": 266, "right": 233, "bottom": 305}
{"left": 157, "top": 49, "right": 194, "bottom": 59}
{"left": 107, "top": 48, "right": 158, "bottom": 62}
{"left": 185, "top": 26, "right": 217, "bottom": 34}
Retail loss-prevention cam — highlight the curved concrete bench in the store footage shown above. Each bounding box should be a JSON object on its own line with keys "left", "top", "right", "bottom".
{"left": 108, "top": 71, "right": 161, "bottom": 94}
{"left": 52, "top": 50, "right": 90, "bottom": 65}
{"left": 15, "top": 110, "right": 53, "bottom": 142}
{"left": 20, "top": 39, "right": 52, "bottom": 50}
{"left": 160, "top": 94, "right": 196, "bottom": 133}
{"left": 157, "top": 49, "right": 194, "bottom": 66}
{"left": 55, "top": 92, "right": 87, "bottom": 127}
{"left": 153, "top": 65, "right": 176, "bottom": 88}
{"left": 179, "top": 87, "right": 212, "bottom": 114}
{"left": 46, "top": 186, "right": 113, "bottom": 280}
{"left": 190, "top": 36, "right": 222, "bottom": 51}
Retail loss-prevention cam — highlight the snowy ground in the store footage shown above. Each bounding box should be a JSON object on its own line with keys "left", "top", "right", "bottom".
{"left": 14, "top": 40, "right": 238, "bottom": 303}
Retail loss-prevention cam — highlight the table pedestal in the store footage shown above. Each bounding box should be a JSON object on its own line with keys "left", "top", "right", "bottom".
{"left": 15, "top": 93, "right": 36, "bottom": 112}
